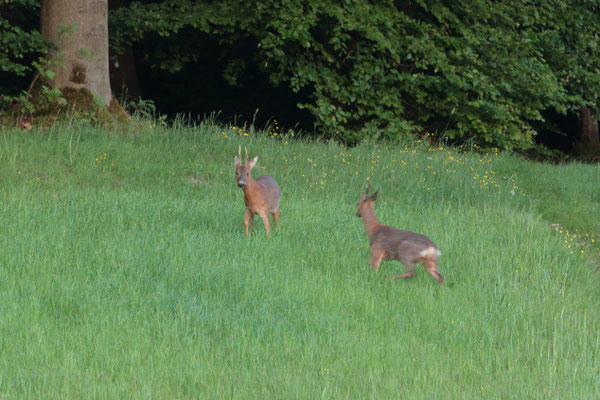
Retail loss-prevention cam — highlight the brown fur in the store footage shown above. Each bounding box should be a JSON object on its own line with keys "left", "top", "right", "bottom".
{"left": 356, "top": 185, "right": 444, "bottom": 284}
{"left": 235, "top": 148, "right": 281, "bottom": 237}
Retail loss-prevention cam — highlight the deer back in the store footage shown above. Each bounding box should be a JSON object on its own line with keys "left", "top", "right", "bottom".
{"left": 371, "top": 226, "right": 439, "bottom": 263}
{"left": 253, "top": 175, "right": 281, "bottom": 212}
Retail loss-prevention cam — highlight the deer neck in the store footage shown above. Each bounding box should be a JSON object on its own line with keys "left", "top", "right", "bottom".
{"left": 242, "top": 176, "right": 258, "bottom": 197}
{"left": 361, "top": 205, "right": 382, "bottom": 238}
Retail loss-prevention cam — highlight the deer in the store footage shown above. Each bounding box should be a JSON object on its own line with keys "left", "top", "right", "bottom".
{"left": 235, "top": 146, "right": 281, "bottom": 238}
{"left": 356, "top": 184, "right": 444, "bottom": 284}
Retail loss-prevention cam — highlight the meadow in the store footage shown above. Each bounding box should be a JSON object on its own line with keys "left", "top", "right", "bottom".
{"left": 0, "top": 120, "right": 599, "bottom": 399}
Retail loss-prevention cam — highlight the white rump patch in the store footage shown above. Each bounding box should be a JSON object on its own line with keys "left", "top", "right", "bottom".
{"left": 420, "top": 247, "right": 441, "bottom": 258}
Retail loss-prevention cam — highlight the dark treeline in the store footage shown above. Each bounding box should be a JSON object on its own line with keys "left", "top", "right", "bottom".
{"left": 1, "top": 0, "right": 600, "bottom": 158}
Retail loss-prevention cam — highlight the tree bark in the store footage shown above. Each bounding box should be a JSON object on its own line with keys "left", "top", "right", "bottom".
{"left": 579, "top": 107, "right": 600, "bottom": 159}
{"left": 40, "top": 0, "right": 113, "bottom": 106}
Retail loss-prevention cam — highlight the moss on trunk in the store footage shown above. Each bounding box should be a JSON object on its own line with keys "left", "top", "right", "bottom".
{"left": 2, "top": 86, "right": 129, "bottom": 128}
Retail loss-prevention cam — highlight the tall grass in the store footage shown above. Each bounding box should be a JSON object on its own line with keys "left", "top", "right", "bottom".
{"left": 0, "top": 121, "right": 598, "bottom": 399}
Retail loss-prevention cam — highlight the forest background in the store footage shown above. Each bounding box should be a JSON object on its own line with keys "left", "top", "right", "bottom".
{"left": 2, "top": 0, "right": 600, "bottom": 159}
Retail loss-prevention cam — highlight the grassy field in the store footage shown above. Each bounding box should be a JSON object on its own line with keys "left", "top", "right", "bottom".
{"left": 0, "top": 121, "right": 599, "bottom": 399}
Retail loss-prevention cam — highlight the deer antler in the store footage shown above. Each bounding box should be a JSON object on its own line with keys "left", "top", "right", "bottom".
{"left": 365, "top": 182, "right": 371, "bottom": 195}
{"left": 238, "top": 145, "right": 242, "bottom": 161}
{"left": 245, "top": 147, "right": 248, "bottom": 163}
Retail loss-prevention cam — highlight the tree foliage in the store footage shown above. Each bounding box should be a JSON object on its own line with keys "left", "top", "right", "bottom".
{"left": 107, "top": 0, "right": 600, "bottom": 149}
{"left": 0, "top": 0, "right": 48, "bottom": 107}
{"left": 538, "top": 1, "right": 600, "bottom": 112}
{"left": 2, "top": 0, "right": 600, "bottom": 151}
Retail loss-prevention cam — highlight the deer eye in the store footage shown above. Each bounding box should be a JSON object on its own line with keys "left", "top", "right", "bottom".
{"left": 246, "top": 172, "right": 249, "bottom": 176}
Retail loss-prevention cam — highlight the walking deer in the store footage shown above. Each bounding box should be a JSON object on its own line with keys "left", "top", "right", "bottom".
{"left": 356, "top": 184, "right": 444, "bottom": 284}
{"left": 235, "top": 146, "right": 281, "bottom": 237}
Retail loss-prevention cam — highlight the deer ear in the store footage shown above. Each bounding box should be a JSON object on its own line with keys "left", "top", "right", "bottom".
{"left": 369, "top": 190, "right": 379, "bottom": 201}
{"left": 248, "top": 156, "right": 258, "bottom": 169}
{"left": 234, "top": 156, "right": 241, "bottom": 167}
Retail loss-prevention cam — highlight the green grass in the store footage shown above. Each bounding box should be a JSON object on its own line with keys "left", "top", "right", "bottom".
{"left": 0, "top": 122, "right": 599, "bottom": 399}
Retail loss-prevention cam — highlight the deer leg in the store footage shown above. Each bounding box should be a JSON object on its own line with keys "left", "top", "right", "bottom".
{"left": 369, "top": 248, "right": 385, "bottom": 273}
{"left": 258, "top": 210, "right": 271, "bottom": 238}
{"left": 244, "top": 208, "right": 253, "bottom": 236}
{"left": 394, "top": 262, "right": 416, "bottom": 279}
{"left": 424, "top": 260, "right": 444, "bottom": 284}
{"left": 272, "top": 207, "right": 279, "bottom": 228}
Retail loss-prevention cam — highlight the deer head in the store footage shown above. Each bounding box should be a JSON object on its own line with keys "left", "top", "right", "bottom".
{"left": 234, "top": 146, "right": 258, "bottom": 188}
{"left": 356, "top": 183, "right": 378, "bottom": 217}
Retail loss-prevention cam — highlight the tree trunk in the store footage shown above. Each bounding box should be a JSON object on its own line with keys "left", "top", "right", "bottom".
{"left": 40, "top": 0, "right": 113, "bottom": 106}
{"left": 579, "top": 107, "right": 600, "bottom": 159}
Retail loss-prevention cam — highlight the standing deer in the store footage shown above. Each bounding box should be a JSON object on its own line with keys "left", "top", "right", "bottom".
{"left": 356, "top": 184, "right": 444, "bottom": 284}
{"left": 235, "top": 146, "right": 281, "bottom": 237}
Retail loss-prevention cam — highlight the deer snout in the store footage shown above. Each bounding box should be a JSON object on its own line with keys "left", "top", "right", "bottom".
{"left": 237, "top": 182, "right": 245, "bottom": 188}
